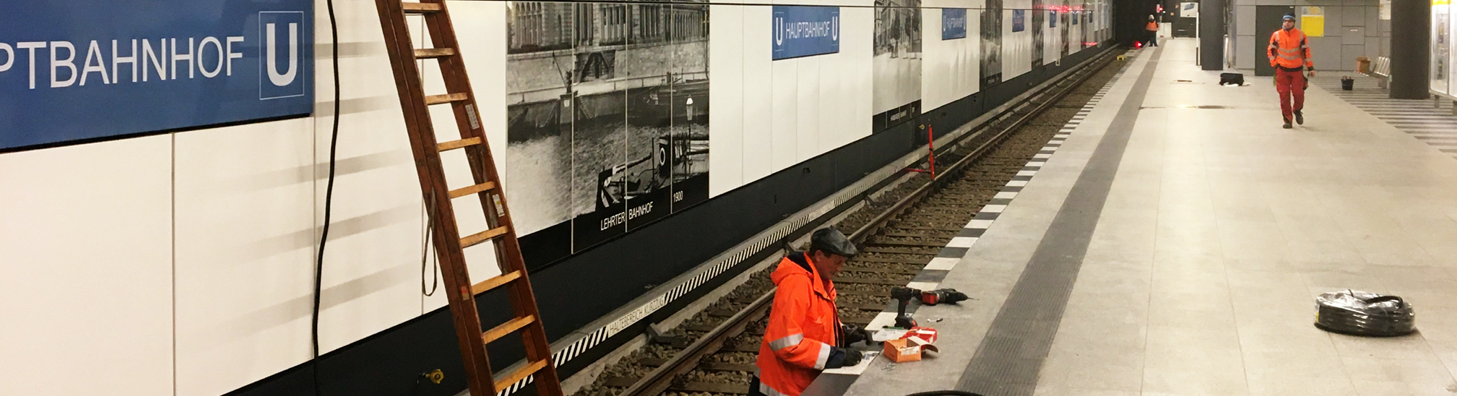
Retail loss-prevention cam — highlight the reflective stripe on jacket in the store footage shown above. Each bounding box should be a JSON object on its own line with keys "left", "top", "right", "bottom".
{"left": 1268, "top": 28, "right": 1313, "bottom": 71}
{"left": 755, "top": 253, "right": 843, "bottom": 396}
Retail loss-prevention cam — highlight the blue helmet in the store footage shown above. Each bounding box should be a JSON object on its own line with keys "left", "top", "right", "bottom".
{"left": 1283, "top": 14, "right": 1296, "bottom": 21}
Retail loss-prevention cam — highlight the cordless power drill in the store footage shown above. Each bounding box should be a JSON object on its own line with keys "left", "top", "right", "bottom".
{"left": 889, "top": 287, "right": 970, "bottom": 328}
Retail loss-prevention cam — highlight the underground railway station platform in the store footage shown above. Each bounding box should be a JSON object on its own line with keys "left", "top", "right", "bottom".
{"left": 814, "top": 38, "right": 1457, "bottom": 396}
{"left": 10, "top": 2, "right": 1457, "bottom": 395}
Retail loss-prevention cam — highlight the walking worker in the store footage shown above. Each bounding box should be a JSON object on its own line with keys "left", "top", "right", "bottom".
{"left": 1145, "top": 15, "right": 1159, "bottom": 47}
{"left": 1269, "top": 14, "right": 1315, "bottom": 128}
{"left": 750, "top": 227, "right": 872, "bottom": 396}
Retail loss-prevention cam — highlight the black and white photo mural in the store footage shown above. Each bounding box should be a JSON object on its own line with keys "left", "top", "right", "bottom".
{"left": 506, "top": 1, "right": 710, "bottom": 267}
{"left": 873, "top": 0, "right": 922, "bottom": 131}
{"left": 980, "top": 0, "right": 1003, "bottom": 89}
{"left": 1081, "top": 0, "right": 1090, "bottom": 49}
{"left": 1032, "top": 0, "right": 1044, "bottom": 68}
{"left": 1059, "top": 0, "right": 1069, "bottom": 57}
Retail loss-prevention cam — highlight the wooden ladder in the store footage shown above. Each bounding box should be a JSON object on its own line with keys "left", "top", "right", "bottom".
{"left": 372, "top": 1, "right": 563, "bottom": 395}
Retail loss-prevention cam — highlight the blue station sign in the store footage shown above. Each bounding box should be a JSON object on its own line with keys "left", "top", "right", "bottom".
{"left": 1013, "top": 10, "right": 1026, "bottom": 32}
{"left": 943, "top": 8, "right": 968, "bottom": 40}
{"left": 772, "top": 6, "right": 840, "bottom": 60}
{"left": 0, "top": 1, "right": 315, "bottom": 151}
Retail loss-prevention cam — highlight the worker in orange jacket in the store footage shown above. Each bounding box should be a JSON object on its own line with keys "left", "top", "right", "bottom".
{"left": 1145, "top": 15, "right": 1159, "bottom": 47}
{"left": 1269, "top": 14, "right": 1315, "bottom": 128}
{"left": 750, "top": 227, "right": 871, "bottom": 396}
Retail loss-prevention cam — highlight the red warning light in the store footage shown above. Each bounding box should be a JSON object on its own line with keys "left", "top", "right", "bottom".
{"left": 1156, "top": 4, "right": 1163, "bottom": 12}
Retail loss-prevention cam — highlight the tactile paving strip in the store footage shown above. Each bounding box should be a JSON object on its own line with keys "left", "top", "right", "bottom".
{"left": 1316, "top": 80, "right": 1457, "bottom": 159}
{"left": 851, "top": 57, "right": 1127, "bottom": 337}
{"left": 954, "top": 47, "right": 1159, "bottom": 396}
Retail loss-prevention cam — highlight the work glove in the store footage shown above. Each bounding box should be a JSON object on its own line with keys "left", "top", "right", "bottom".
{"left": 840, "top": 348, "right": 864, "bottom": 366}
{"left": 842, "top": 323, "right": 873, "bottom": 346}
{"left": 824, "top": 347, "right": 863, "bottom": 368}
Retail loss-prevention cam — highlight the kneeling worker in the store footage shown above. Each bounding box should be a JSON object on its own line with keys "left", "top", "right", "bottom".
{"left": 751, "top": 227, "right": 872, "bottom": 396}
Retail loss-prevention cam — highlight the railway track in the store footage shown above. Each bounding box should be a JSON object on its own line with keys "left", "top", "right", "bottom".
{"left": 572, "top": 48, "right": 1127, "bottom": 396}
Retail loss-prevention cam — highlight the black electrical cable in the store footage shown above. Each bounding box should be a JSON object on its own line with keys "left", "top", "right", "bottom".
{"left": 421, "top": 192, "right": 439, "bottom": 297}
{"left": 312, "top": 0, "right": 342, "bottom": 394}
{"left": 1314, "top": 290, "right": 1416, "bottom": 337}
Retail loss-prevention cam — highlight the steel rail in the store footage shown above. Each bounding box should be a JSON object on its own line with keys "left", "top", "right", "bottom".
{"left": 614, "top": 47, "right": 1119, "bottom": 396}
{"left": 849, "top": 49, "right": 1118, "bottom": 245}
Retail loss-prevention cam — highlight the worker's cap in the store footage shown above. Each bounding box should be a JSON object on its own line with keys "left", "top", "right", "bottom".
{"left": 1149, "top": 15, "right": 1155, "bottom": 20}
{"left": 1283, "top": 14, "right": 1296, "bottom": 21}
{"left": 810, "top": 227, "right": 858, "bottom": 257}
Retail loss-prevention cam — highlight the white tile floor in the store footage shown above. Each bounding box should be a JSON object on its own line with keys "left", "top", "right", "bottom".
{"left": 844, "top": 38, "right": 1457, "bottom": 396}
{"left": 1038, "top": 39, "right": 1457, "bottom": 396}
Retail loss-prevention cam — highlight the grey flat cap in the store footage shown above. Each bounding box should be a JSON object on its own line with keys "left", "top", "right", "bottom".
{"left": 810, "top": 227, "right": 858, "bottom": 257}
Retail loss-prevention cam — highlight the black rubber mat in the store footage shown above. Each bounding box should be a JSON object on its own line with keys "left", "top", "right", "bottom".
{"left": 954, "top": 47, "right": 1162, "bottom": 396}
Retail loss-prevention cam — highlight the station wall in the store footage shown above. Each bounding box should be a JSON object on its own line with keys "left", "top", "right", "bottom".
{"left": 0, "top": 1, "right": 1109, "bottom": 395}
{"left": 708, "top": 0, "right": 876, "bottom": 198}
{"left": 922, "top": 0, "right": 983, "bottom": 111}
{"left": 1231, "top": 0, "right": 1388, "bottom": 72}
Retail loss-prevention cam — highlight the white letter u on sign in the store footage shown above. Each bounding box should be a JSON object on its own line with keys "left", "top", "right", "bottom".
{"left": 265, "top": 22, "right": 298, "bottom": 87}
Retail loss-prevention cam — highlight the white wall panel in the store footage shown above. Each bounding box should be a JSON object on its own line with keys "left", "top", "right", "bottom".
{"left": 311, "top": 1, "right": 427, "bottom": 353}
{"left": 1003, "top": 0, "right": 1033, "bottom": 79}
{"left": 844, "top": 6, "right": 876, "bottom": 148}
{"left": 715, "top": 1, "right": 873, "bottom": 192}
{"left": 1068, "top": 9, "right": 1082, "bottom": 55}
{"left": 924, "top": 7, "right": 949, "bottom": 109}
{"left": 922, "top": 0, "right": 982, "bottom": 111}
{"left": 796, "top": 57, "right": 823, "bottom": 161}
{"left": 1046, "top": 7, "right": 1062, "bottom": 64}
{"left": 173, "top": 119, "right": 317, "bottom": 396}
{"left": 0, "top": 136, "right": 174, "bottom": 396}
{"left": 771, "top": 55, "right": 800, "bottom": 172}
{"left": 444, "top": 0, "right": 507, "bottom": 304}
{"left": 710, "top": 5, "right": 747, "bottom": 198}
{"left": 817, "top": 37, "right": 851, "bottom": 154}
{"left": 741, "top": 5, "right": 777, "bottom": 185}
{"left": 455, "top": 2, "right": 509, "bottom": 194}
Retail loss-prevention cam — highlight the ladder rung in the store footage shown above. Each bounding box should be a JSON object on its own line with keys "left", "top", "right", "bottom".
{"left": 414, "top": 48, "right": 456, "bottom": 59}
{"left": 449, "top": 181, "right": 497, "bottom": 199}
{"left": 482, "top": 315, "right": 535, "bottom": 344}
{"left": 437, "top": 137, "right": 481, "bottom": 152}
{"left": 401, "top": 2, "right": 443, "bottom": 13}
{"left": 494, "top": 359, "right": 548, "bottom": 393}
{"left": 460, "top": 226, "right": 508, "bottom": 249}
{"left": 470, "top": 270, "right": 522, "bottom": 295}
{"left": 425, "top": 93, "right": 468, "bottom": 105}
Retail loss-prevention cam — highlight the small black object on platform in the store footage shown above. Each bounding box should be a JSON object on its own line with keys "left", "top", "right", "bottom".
{"left": 1315, "top": 290, "right": 1416, "bottom": 337}
{"left": 1220, "top": 72, "right": 1245, "bottom": 86}
{"left": 1341, "top": 76, "right": 1355, "bottom": 90}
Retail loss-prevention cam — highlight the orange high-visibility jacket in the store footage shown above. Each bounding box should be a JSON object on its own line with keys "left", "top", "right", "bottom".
{"left": 1268, "top": 28, "right": 1313, "bottom": 71}
{"left": 755, "top": 253, "right": 845, "bottom": 396}
{"left": 1146, "top": 21, "right": 1158, "bottom": 31}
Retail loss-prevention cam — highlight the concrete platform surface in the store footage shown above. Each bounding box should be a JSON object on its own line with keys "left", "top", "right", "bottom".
{"left": 828, "top": 38, "right": 1457, "bottom": 396}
